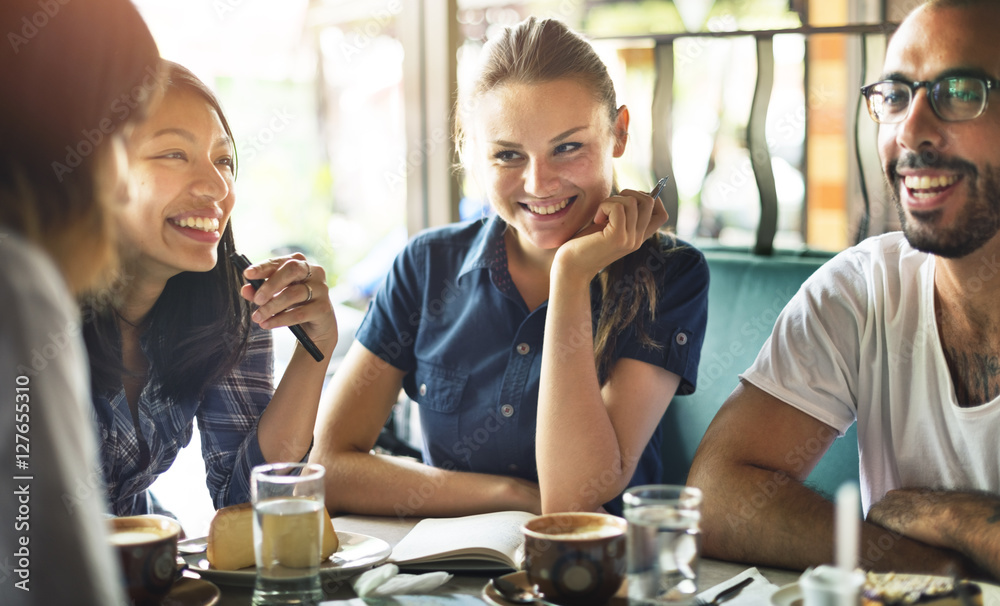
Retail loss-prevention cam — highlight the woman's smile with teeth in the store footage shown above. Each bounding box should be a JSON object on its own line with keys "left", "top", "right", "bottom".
{"left": 171, "top": 216, "right": 221, "bottom": 232}
{"left": 525, "top": 197, "right": 572, "bottom": 215}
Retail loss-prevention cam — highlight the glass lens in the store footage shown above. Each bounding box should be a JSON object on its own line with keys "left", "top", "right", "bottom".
{"left": 867, "top": 81, "right": 911, "bottom": 123}
{"left": 932, "top": 77, "right": 987, "bottom": 121}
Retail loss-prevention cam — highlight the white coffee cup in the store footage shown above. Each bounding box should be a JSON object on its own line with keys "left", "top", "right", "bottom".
{"left": 799, "top": 565, "right": 865, "bottom": 606}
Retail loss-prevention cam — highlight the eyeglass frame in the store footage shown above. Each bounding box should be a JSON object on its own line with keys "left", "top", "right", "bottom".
{"left": 860, "top": 73, "right": 1000, "bottom": 124}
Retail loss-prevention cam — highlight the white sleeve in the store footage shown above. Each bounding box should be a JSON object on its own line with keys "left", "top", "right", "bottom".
{"left": 741, "top": 248, "right": 870, "bottom": 436}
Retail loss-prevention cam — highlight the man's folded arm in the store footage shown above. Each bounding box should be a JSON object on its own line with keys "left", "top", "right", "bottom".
{"left": 688, "top": 380, "right": 971, "bottom": 575}
{"left": 867, "top": 488, "right": 1000, "bottom": 580}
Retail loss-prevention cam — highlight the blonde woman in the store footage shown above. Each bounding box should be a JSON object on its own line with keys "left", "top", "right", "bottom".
{"left": 313, "top": 17, "right": 708, "bottom": 517}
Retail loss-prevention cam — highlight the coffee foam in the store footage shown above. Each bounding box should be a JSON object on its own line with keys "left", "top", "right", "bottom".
{"left": 537, "top": 523, "right": 624, "bottom": 540}
{"left": 109, "top": 529, "right": 169, "bottom": 546}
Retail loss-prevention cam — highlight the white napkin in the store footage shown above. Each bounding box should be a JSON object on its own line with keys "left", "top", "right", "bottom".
{"left": 695, "top": 567, "right": 780, "bottom": 605}
{"left": 348, "top": 564, "right": 453, "bottom": 598}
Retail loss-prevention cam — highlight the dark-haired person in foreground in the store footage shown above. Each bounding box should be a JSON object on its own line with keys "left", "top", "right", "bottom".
{"left": 689, "top": 0, "right": 1000, "bottom": 580}
{"left": 82, "top": 62, "right": 338, "bottom": 516}
{"left": 0, "top": 0, "right": 159, "bottom": 603}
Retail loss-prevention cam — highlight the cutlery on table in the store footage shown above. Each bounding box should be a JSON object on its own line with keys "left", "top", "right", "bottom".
{"left": 692, "top": 576, "right": 754, "bottom": 606}
{"left": 489, "top": 577, "right": 557, "bottom": 605}
{"left": 953, "top": 571, "right": 975, "bottom": 606}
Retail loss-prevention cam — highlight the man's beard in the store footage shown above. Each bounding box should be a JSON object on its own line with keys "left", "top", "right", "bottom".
{"left": 887, "top": 152, "right": 1000, "bottom": 259}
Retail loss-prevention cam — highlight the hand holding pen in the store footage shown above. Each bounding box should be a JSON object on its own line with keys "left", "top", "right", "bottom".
{"left": 573, "top": 176, "right": 669, "bottom": 239}
{"left": 231, "top": 252, "right": 335, "bottom": 362}
{"left": 560, "top": 176, "right": 670, "bottom": 278}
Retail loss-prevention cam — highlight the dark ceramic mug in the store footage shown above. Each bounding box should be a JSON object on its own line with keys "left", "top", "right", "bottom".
{"left": 108, "top": 514, "right": 182, "bottom": 605}
{"left": 522, "top": 512, "right": 627, "bottom": 606}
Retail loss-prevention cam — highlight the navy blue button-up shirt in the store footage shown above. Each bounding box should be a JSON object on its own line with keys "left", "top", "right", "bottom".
{"left": 356, "top": 216, "right": 708, "bottom": 514}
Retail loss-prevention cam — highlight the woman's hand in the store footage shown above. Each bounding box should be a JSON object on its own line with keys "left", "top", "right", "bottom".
{"left": 239, "top": 253, "right": 338, "bottom": 356}
{"left": 555, "top": 187, "right": 669, "bottom": 281}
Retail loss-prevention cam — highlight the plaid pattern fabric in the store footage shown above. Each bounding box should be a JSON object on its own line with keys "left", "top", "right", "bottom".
{"left": 92, "top": 324, "right": 274, "bottom": 516}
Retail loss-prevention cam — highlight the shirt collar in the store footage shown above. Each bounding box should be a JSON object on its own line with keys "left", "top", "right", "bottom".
{"left": 457, "top": 213, "right": 508, "bottom": 280}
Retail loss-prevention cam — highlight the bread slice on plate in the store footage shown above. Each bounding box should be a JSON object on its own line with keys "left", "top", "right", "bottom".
{"left": 206, "top": 502, "right": 339, "bottom": 571}
{"left": 862, "top": 572, "right": 982, "bottom": 605}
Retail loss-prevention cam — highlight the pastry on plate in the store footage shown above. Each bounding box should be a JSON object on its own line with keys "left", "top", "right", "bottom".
{"left": 205, "top": 501, "right": 339, "bottom": 570}
{"left": 862, "top": 571, "right": 982, "bottom": 605}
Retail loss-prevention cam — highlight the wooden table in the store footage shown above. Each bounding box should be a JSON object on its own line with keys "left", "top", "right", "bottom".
{"left": 206, "top": 515, "right": 802, "bottom": 605}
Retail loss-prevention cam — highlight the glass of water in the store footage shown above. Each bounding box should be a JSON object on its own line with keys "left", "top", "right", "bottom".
{"left": 624, "top": 485, "right": 703, "bottom": 605}
{"left": 251, "top": 462, "right": 326, "bottom": 606}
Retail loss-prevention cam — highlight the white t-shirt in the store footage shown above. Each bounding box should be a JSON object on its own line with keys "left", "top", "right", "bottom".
{"left": 0, "top": 234, "right": 126, "bottom": 605}
{"left": 743, "top": 232, "right": 1000, "bottom": 514}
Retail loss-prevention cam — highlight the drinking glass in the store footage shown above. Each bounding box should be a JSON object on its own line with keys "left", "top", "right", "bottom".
{"left": 251, "top": 462, "right": 326, "bottom": 606}
{"left": 623, "top": 485, "right": 703, "bottom": 605}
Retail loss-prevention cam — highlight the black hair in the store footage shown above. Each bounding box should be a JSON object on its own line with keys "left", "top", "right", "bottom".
{"left": 83, "top": 61, "right": 251, "bottom": 402}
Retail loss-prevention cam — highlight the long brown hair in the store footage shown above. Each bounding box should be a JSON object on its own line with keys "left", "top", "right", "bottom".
{"left": 0, "top": 0, "right": 159, "bottom": 294}
{"left": 454, "top": 17, "right": 666, "bottom": 384}
{"left": 83, "top": 61, "right": 252, "bottom": 403}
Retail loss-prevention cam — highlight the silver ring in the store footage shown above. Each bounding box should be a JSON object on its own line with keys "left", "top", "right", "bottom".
{"left": 305, "top": 264, "right": 312, "bottom": 281}
{"left": 304, "top": 283, "right": 313, "bottom": 303}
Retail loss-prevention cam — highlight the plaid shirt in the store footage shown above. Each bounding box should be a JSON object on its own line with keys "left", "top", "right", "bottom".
{"left": 92, "top": 324, "right": 274, "bottom": 516}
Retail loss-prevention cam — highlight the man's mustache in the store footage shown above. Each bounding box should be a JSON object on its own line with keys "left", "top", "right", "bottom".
{"left": 889, "top": 151, "right": 978, "bottom": 181}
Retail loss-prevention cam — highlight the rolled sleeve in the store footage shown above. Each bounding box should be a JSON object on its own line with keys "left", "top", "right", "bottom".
{"left": 616, "top": 243, "right": 710, "bottom": 396}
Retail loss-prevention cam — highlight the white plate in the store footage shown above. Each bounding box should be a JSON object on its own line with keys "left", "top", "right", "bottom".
{"left": 181, "top": 531, "right": 391, "bottom": 587}
{"left": 771, "top": 580, "right": 1000, "bottom": 605}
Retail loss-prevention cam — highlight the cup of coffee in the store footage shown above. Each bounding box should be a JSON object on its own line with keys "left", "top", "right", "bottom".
{"left": 522, "top": 512, "right": 627, "bottom": 606}
{"left": 108, "top": 514, "right": 182, "bottom": 605}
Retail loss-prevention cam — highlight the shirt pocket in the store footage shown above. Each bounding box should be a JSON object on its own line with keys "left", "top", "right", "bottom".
{"left": 412, "top": 360, "right": 468, "bottom": 413}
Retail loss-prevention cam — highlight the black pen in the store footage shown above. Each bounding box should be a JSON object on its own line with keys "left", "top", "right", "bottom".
{"left": 230, "top": 252, "right": 325, "bottom": 362}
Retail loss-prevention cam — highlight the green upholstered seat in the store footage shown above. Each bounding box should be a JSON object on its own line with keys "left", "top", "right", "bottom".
{"left": 662, "top": 248, "right": 860, "bottom": 498}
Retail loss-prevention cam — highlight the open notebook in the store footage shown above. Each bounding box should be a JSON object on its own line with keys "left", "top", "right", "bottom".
{"left": 387, "top": 511, "right": 536, "bottom": 571}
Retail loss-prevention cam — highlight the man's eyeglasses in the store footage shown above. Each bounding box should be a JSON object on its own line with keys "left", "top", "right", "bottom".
{"left": 860, "top": 75, "right": 998, "bottom": 124}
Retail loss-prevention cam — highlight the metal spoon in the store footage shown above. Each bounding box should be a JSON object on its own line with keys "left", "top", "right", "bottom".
{"left": 489, "top": 577, "right": 557, "bottom": 605}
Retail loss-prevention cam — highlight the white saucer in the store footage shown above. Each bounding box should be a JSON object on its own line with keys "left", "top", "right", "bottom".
{"left": 162, "top": 577, "right": 220, "bottom": 606}
{"left": 770, "top": 583, "right": 802, "bottom": 606}
{"left": 182, "top": 531, "right": 391, "bottom": 587}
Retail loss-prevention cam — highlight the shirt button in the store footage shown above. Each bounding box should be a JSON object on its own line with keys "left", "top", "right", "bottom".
{"left": 675, "top": 332, "right": 688, "bottom": 346}
{"left": 500, "top": 404, "right": 514, "bottom": 418}
{"left": 419, "top": 383, "right": 427, "bottom": 397}
{"left": 516, "top": 343, "right": 530, "bottom": 355}
{"left": 508, "top": 464, "right": 518, "bottom": 472}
